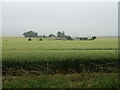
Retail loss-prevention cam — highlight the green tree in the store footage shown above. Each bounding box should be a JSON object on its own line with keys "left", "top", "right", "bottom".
{"left": 42, "top": 35, "right": 47, "bottom": 38}
{"left": 65, "top": 35, "right": 72, "bottom": 40}
{"left": 57, "top": 31, "right": 65, "bottom": 37}
{"left": 48, "top": 34, "right": 56, "bottom": 37}
{"left": 62, "top": 31, "right": 65, "bottom": 37}
{"left": 92, "top": 36, "right": 97, "bottom": 40}
{"left": 23, "top": 31, "right": 38, "bottom": 37}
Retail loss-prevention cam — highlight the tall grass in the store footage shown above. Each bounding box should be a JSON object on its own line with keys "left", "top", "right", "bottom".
{"left": 3, "top": 73, "right": 119, "bottom": 88}
{"left": 2, "top": 37, "right": 118, "bottom": 73}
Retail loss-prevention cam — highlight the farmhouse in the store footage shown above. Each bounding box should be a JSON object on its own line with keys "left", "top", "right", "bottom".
{"left": 76, "top": 37, "right": 88, "bottom": 40}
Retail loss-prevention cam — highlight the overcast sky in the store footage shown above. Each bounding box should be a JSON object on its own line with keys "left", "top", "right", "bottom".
{"left": 2, "top": 2, "right": 118, "bottom": 37}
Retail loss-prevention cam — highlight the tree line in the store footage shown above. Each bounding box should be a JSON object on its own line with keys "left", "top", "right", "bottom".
{"left": 23, "top": 30, "right": 96, "bottom": 40}
{"left": 23, "top": 31, "right": 72, "bottom": 40}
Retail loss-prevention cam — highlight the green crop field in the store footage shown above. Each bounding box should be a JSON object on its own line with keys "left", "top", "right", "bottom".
{"left": 2, "top": 37, "right": 119, "bottom": 88}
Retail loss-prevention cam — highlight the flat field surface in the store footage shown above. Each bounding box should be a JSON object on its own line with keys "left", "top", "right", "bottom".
{"left": 2, "top": 37, "right": 119, "bottom": 88}
{"left": 2, "top": 37, "right": 118, "bottom": 62}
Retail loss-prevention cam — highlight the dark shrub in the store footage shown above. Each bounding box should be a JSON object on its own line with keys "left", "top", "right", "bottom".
{"left": 28, "top": 38, "right": 32, "bottom": 41}
{"left": 39, "top": 39, "right": 42, "bottom": 41}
